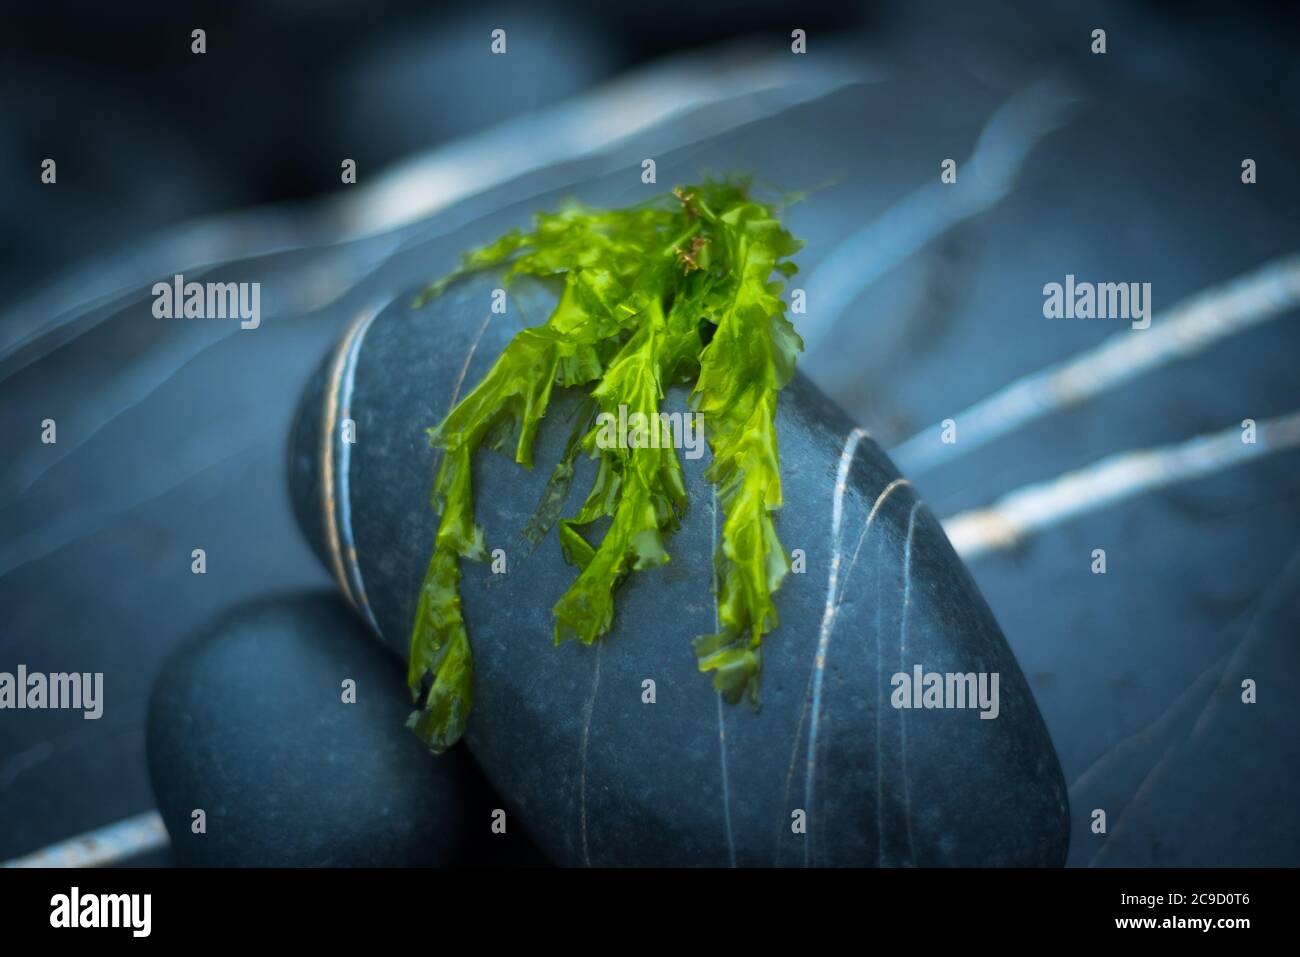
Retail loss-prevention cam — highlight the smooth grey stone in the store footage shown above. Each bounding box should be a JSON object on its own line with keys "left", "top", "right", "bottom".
{"left": 289, "top": 273, "right": 1070, "bottom": 866}
{"left": 146, "top": 592, "right": 473, "bottom": 866}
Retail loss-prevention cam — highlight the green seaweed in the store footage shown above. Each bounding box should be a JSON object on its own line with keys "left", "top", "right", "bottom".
{"left": 408, "top": 180, "right": 804, "bottom": 752}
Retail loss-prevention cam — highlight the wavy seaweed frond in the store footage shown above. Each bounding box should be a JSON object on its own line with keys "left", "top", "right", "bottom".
{"left": 408, "top": 180, "right": 803, "bottom": 752}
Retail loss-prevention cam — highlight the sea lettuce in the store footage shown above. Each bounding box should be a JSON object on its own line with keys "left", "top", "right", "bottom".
{"left": 408, "top": 181, "right": 803, "bottom": 752}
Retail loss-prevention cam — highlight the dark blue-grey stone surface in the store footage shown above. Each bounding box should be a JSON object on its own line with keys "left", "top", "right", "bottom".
{"left": 3, "top": 6, "right": 1296, "bottom": 868}
{"left": 290, "top": 274, "right": 1070, "bottom": 866}
{"left": 146, "top": 592, "right": 474, "bottom": 866}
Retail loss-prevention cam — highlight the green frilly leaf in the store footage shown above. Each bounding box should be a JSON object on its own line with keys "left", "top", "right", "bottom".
{"left": 407, "top": 180, "right": 803, "bottom": 752}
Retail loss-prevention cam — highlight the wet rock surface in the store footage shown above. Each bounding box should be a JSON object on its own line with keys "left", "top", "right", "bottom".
{"left": 290, "top": 275, "right": 1070, "bottom": 866}
{"left": 146, "top": 592, "right": 476, "bottom": 866}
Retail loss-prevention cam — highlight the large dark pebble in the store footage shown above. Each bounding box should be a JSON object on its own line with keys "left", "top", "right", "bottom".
{"left": 147, "top": 592, "right": 477, "bottom": 866}
{"left": 289, "top": 275, "right": 1070, "bottom": 866}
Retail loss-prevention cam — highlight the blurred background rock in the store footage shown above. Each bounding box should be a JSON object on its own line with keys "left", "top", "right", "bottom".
{"left": 4, "top": 0, "right": 1296, "bottom": 308}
